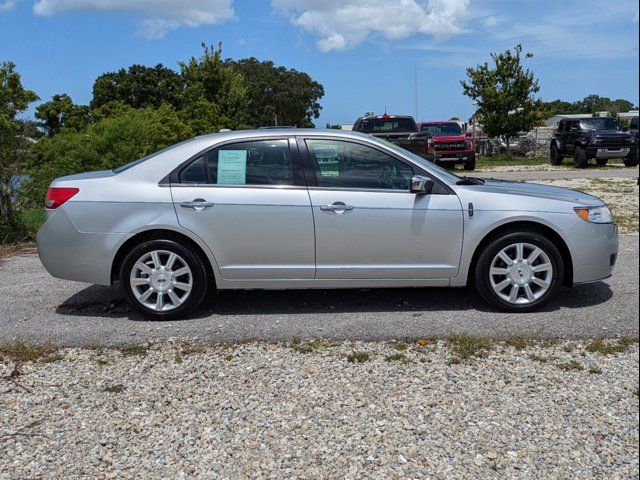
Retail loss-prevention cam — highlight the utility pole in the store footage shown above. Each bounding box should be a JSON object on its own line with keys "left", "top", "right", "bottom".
{"left": 414, "top": 66, "right": 419, "bottom": 120}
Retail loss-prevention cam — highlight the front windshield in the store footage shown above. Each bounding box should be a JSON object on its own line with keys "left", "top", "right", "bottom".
{"left": 580, "top": 117, "right": 618, "bottom": 131}
{"left": 421, "top": 123, "right": 462, "bottom": 135}
{"left": 372, "top": 137, "right": 462, "bottom": 184}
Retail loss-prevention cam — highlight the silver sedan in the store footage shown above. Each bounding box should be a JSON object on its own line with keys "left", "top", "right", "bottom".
{"left": 37, "top": 129, "right": 619, "bottom": 320}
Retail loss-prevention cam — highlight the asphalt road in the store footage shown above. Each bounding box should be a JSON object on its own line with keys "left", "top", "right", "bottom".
{"left": 0, "top": 235, "right": 637, "bottom": 347}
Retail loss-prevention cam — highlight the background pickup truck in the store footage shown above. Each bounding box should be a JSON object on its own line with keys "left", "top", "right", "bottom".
{"left": 550, "top": 117, "right": 639, "bottom": 168}
{"left": 416, "top": 121, "right": 476, "bottom": 170}
{"left": 351, "top": 114, "right": 429, "bottom": 159}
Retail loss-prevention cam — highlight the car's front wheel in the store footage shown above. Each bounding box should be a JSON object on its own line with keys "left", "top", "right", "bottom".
{"left": 120, "top": 239, "right": 208, "bottom": 320}
{"left": 474, "top": 231, "right": 563, "bottom": 312}
{"left": 549, "top": 143, "right": 563, "bottom": 165}
{"left": 573, "top": 146, "right": 588, "bottom": 168}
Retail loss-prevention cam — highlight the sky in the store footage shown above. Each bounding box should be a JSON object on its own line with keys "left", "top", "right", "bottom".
{"left": 1, "top": 0, "right": 638, "bottom": 127}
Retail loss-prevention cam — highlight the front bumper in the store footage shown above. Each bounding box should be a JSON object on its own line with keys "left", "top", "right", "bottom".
{"left": 430, "top": 152, "right": 475, "bottom": 162}
{"left": 566, "top": 220, "right": 619, "bottom": 284}
{"left": 585, "top": 145, "right": 636, "bottom": 159}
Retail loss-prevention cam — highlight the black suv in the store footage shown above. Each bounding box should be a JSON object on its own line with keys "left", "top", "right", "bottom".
{"left": 550, "top": 117, "right": 638, "bottom": 168}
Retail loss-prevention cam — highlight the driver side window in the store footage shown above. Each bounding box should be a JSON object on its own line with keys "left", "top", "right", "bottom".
{"left": 305, "top": 139, "right": 413, "bottom": 190}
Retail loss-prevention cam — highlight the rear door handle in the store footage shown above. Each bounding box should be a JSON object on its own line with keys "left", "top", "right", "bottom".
{"left": 180, "top": 198, "right": 214, "bottom": 210}
{"left": 320, "top": 202, "right": 354, "bottom": 214}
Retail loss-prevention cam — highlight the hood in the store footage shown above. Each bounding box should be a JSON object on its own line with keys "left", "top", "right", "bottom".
{"left": 464, "top": 178, "right": 604, "bottom": 207}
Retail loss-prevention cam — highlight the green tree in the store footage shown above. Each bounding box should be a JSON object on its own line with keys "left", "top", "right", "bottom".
{"left": 461, "top": 44, "right": 542, "bottom": 159}
{"left": 228, "top": 57, "right": 324, "bottom": 127}
{"left": 179, "top": 42, "right": 248, "bottom": 133}
{"left": 91, "top": 64, "right": 184, "bottom": 110}
{"left": 0, "top": 61, "right": 39, "bottom": 224}
{"left": 25, "top": 104, "right": 191, "bottom": 206}
{"left": 35, "top": 93, "right": 90, "bottom": 136}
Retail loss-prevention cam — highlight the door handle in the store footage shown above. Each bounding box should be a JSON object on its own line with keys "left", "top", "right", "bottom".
{"left": 320, "top": 202, "right": 354, "bottom": 213}
{"left": 180, "top": 198, "right": 214, "bottom": 210}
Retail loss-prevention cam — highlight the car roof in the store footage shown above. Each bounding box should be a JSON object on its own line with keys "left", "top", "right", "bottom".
{"left": 417, "top": 121, "right": 459, "bottom": 125}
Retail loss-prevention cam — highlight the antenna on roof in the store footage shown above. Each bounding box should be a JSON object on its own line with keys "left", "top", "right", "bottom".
{"left": 414, "top": 66, "right": 419, "bottom": 120}
{"left": 384, "top": 106, "right": 387, "bottom": 115}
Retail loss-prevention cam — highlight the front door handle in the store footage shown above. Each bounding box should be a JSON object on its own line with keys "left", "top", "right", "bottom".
{"left": 320, "top": 202, "right": 354, "bottom": 214}
{"left": 180, "top": 198, "right": 214, "bottom": 211}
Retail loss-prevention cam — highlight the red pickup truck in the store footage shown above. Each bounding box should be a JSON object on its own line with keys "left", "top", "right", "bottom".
{"left": 417, "top": 121, "right": 476, "bottom": 170}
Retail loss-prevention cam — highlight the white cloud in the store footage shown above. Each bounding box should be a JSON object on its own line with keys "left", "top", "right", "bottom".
{"left": 32, "top": 0, "right": 236, "bottom": 38}
{"left": 272, "top": 0, "right": 470, "bottom": 52}
{"left": 0, "top": 0, "right": 17, "bottom": 12}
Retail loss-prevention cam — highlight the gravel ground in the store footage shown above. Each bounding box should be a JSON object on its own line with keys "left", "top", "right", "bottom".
{"left": 1, "top": 339, "right": 638, "bottom": 479}
{"left": 468, "top": 167, "right": 638, "bottom": 181}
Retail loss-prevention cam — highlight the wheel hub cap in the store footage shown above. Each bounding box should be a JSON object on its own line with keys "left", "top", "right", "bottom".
{"left": 489, "top": 242, "right": 553, "bottom": 305}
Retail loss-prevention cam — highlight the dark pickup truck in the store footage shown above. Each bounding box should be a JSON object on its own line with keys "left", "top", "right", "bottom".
{"left": 550, "top": 117, "right": 639, "bottom": 168}
{"left": 351, "top": 114, "right": 429, "bottom": 159}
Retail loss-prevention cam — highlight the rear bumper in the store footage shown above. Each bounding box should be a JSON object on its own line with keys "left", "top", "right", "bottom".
{"left": 36, "top": 207, "right": 123, "bottom": 286}
{"left": 566, "top": 220, "right": 619, "bottom": 284}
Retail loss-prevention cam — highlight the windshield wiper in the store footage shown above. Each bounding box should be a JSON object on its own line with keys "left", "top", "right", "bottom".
{"left": 456, "top": 176, "right": 485, "bottom": 185}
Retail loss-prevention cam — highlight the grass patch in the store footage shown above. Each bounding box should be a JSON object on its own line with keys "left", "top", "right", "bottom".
{"left": 392, "top": 341, "right": 408, "bottom": 351}
{"left": 119, "top": 344, "right": 149, "bottom": 357}
{"left": 104, "top": 384, "right": 125, "bottom": 393}
{"left": 585, "top": 336, "right": 639, "bottom": 355}
{"left": 529, "top": 354, "right": 556, "bottom": 363}
{"left": 556, "top": 360, "right": 583, "bottom": 372}
{"left": 181, "top": 344, "right": 206, "bottom": 356}
{"left": 347, "top": 351, "right": 370, "bottom": 363}
{"left": 385, "top": 353, "right": 409, "bottom": 363}
{"left": 563, "top": 344, "right": 576, "bottom": 353}
{"left": 289, "top": 338, "right": 332, "bottom": 354}
{"left": 0, "top": 340, "right": 54, "bottom": 362}
{"left": 40, "top": 353, "right": 64, "bottom": 363}
{"left": 505, "top": 335, "right": 530, "bottom": 351}
{"left": 224, "top": 354, "right": 233, "bottom": 361}
{"left": 95, "top": 359, "right": 109, "bottom": 366}
{"left": 476, "top": 155, "right": 548, "bottom": 168}
{"left": 588, "top": 366, "right": 603, "bottom": 374}
{"left": 446, "top": 333, "right": 494, "bottom": 361}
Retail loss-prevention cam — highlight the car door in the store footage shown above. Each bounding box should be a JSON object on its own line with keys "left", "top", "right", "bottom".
{"left": 300, "top": 137, "right": 464, "bottom": 280}
{"left": 565, "top": 120, "right": 579, "bottom": 154}
{"left": 170, "top": 137, "right": 315, "bottom": 280}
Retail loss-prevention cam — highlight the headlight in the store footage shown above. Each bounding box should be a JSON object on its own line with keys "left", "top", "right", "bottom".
{"left": 574, "top": 206, "right": 614, "bottom": 224}
{"left": 465, "top": 140, "right": 472, "bottom": 148}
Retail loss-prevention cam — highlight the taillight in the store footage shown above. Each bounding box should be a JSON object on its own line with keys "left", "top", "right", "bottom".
{"left": 45, "top": 187, "right": 79, "bottom": 209}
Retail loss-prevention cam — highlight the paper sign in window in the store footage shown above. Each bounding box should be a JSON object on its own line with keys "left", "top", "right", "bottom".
{"left": 217, "top": 150, "right": 247, "bottom": 184}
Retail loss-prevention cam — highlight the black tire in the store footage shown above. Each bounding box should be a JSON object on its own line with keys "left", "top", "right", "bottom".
{"left": 573, "top": 145, "right": 588, "bottom": 168}
{"left": 624, "top": 148, "right": 639, "bottom": 167}
{"left": 463, "top": 154, "right": 476, "bottom": 171}
{"left": 596, "top": 158, "right": 608, "bottom": 167}
{"left": 474, "top": 231, "right": 564, "bottom": 313}
{"left": 549, "top": 143, "right": 563, "bottom": 165}
{"left": 119, "top": 239, "right": 208, "bottom": 320}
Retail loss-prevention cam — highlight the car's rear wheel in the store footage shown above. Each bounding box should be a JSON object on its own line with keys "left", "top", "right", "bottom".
{"left": 120, "top": 239, "right": 208, "bottom": 320}
{"left": 463, "top": 155, "right": 476, "bottom": 171}
{"left": 549, "top": 143, "right": 563, "bottom": 165}
{"left": 624, "top": 148, "right": 639, "bottom": 167}
{"left": 573, "top": 146, "right": 588, "bottom": 168}
{"left": 474, "top": 231, "right": 563, "bottom": 312}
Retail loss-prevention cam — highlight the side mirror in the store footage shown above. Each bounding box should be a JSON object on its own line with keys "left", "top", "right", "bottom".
{"left": 410, "top": 175, "right": 433, "bottom": 195}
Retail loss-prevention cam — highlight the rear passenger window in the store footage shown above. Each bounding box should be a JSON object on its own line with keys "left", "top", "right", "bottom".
{"left": 178, "top": 156, "right": 206, "bottom": 183}
{"left": 177, "top": 140, "right": 294, "bottom": 186}
{"left": 209, "top": 139, "right": 293, "bottom": 186}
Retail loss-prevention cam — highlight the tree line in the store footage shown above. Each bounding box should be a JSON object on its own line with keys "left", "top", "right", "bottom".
{"left": 0, "top": 43, "right": 324, "bottom": 243}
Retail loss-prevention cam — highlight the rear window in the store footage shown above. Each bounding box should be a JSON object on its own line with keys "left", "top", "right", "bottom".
{"left": 420, "top": 123, "right": 462, "bottom": 135}
{"left": 355, "top": 118, "right": 416, "bottom": 133}
{"left": 630, "top": 117, "right": 639, "bottom": 129}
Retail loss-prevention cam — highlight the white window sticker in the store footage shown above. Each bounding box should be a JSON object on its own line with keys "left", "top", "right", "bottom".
{"left": 217, "top": 150, "right": 247, "bottom": 184}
